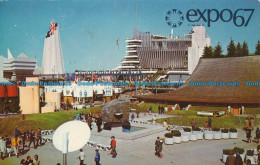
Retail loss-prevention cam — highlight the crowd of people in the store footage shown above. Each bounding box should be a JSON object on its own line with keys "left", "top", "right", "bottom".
{"left": 76, "top": 112, "right": 103, "bottom": 133}
{"left": 20, "top": 155, "right": 40, "bottom": 165}
{"left": 0, "top": 128, "right": 43, "bottom": 160}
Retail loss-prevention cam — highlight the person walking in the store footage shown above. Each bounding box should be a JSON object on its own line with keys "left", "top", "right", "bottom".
{"left": 158, "top": 105, "right": 161, "bottom": 114}
{"left": 12, "top": 136, "right": 20, "bottom": 157}
{"left": 88, "top": 117, "right": 92, "bottom": 130}
{"left": 94, "top": 149, "right": 101, "bottom": 165}
{"left": 110, "top": 136, "right": 117, "bottom": 158}
{"left": 0, "top": 136, "right": 6, "bottom": 160}
{"left": 157, "top": 137, "right": 163, "bottom": 158}
{"left": 250, "top": 116, "right": 255, "bottom": 131}
{"left": 149, "top": 106, "right": 152, "bottom": 115}
{"left": 33, "top": 154, "right": 40, "bottom": 165}
{"left": 36, "top": 128, "right": 42, "bottom": 147}
{"left": 208, "top": 117, "right": 212, "bottom": 130}
{"left": 191, "top": 119, "right": 196, "bottom": 130}
{"left": 204, "top": 121, "right": 208, "bottom": 129}
{"left": 245, "top": 117, "right": 250, "bottom": 129}
{"left": 161, "top": 106, "right": 164, "bottom": 114}
{"left": 96, "top": 117, "right": 102, "bottom": 132}
{"left": 25, "top": 155, "right": 33, "bottom": 165}
{"left": 131, "top": 113, "right": 135, "bottom": 122}
{"left": 78, "top": 149, "right": 85, "bottom": 165}
{"left": 18, "top": 135, "right": 24, "bottom": 157}
{"left": 15, "top": 128, "right": 20, "bottom": 137}
{"left": 5, "top": 137, "right": 11, "bottom": 157}
{"left": 154, "top": 137, "right": 160, "bottom": 157}
{"left": 246, "top": 127, "right": 252, "bottom": 143}
{"left": 165, "top": 106, "right": 168, "bottom": 113}
{"left": 28, "top": 129, "right": 36, "bottom": 149}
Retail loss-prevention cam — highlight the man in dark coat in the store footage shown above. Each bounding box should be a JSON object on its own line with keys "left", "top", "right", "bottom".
{"left": 234, "top": 153, "right": 243, "bottom": 165}
{"left": 225, "top": 151, "right": 235, "bottom": 165}
{"left": 154, "top": 137, "right": 160, "bottom": 156}
{"left": 96, "top": 117, "right": 102, "bottom": 132}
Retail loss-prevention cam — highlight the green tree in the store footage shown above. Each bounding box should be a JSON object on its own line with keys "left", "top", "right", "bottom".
{"left": 236, "top": 42, "right": 243, "bottom": 57}
{"left": 255, "top": 40, "right": 260, "bottom": 55}
{"left": 227, "top": 40, "right": 236, "bottom": 57}
{"left": 242, "top": 41, "right": 249, "bottom": 56}
{"left": 202, "top": 45, "right": 213, "bottom": 58}
{"left": 213, "top": 43, "right": 223, "bottom": 58}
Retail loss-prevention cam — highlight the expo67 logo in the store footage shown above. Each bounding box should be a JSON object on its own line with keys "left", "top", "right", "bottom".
{"left": 165, "top": 9, "right": 184, "bottom": 28}
{"left": 165, "top": 8, "right": 255, "bottom": 27}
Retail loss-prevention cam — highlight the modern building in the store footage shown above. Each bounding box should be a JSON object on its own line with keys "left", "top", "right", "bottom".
{"left": 136, "top": 56, "right": 260, "bottom": 106}
{"left": 1, "top": 49, "right": 38, "bottom": 81}
{"left": 116, "top": 25, "right": 210, "bottom": 82}
{"left": 42, "top": 22, "right": 65, "bottom": 75}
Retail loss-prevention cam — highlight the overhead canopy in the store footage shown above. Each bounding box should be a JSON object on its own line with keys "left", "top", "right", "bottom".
{"left": 136, "top": 56, "right": 260, "bottom": 104}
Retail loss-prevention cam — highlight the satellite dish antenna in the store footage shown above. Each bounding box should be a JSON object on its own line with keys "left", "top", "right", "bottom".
{"left": 53, "top": 120, "right": 91, "bottom": 165}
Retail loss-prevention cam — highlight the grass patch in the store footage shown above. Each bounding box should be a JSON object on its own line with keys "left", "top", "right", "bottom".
{"left": 189, "top": 106, "right": 228, "bottom": 111}
{"left": 244, "top": 108, "right": 260, "bottom": 115}
{"left": 0, "top": 106, "right": 102, "bottom": 136}
{"left": 156, "top": 115, "right": 260, "bottom": 129}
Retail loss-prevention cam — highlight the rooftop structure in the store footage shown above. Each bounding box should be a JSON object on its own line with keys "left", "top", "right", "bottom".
{"left": 1, "top": 49, "right": 38, "bottom": 81}
{"left": 117, "top": 26, "right": 210, "bottom": 75}
{"left": 136, "top": 56, "right": 260, "bottom": 104}
{"left": 42, "top": 22, "right": 65, "bottom": 75}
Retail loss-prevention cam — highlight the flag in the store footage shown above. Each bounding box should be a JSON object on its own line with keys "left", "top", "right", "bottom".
{"left": 70, "top": 74, "right": 75, "bottom": 81}
{"left": 92, "top": 75, "right": 98, "bottom": 81}
{"left": 116, "top": 38, "right": 119, "bottom": 51}
{"left": 49, "top": 21, "right": 56, "bottom": 35}
{"left": 75, "top": 74, "right": 78, "bottom": 84}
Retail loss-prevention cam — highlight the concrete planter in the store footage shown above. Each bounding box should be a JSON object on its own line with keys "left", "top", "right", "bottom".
{"left": 164, "top": 137, "right": 174, "bottom": 145}
{"left": 222, "top": 154, "right": 236, "bottom": 163}
{"left": 245, "top": 155, "right": 256, "bottom": 164}
{"left": 213, "top": 131, "right": 221, "bottom": 139}
{"left": 181, "top": 132, "right": 190, "bottom": 142}
{"left": 204, "top": 131, "right": 214, "bottom": 140}
{"left": 229, "top": 132, "right": 238, "bottom": 139}
{"left": 221, "top": 132, "right": 229, "bottom": 139}
{"left": 190, "top": 133, "right": 198, "bottom": 141}
{"left": 222, "top": 154, "right": 228, "bottom": 163}
{"left": 193, "top": 131, "right": 203, "bottom": 140}
{"left": 173, "top": 136, "right": 181, "bottom": 144}
{"left": 240, "top": 152, "right": 246, "bottom": 162}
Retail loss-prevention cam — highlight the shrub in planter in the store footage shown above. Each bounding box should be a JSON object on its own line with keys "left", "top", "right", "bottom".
{"left": 229, "top": 128, "right": 237, "bottom": 132}
{"left": 212, "top": 128, "right": 220, "bottom": 131}
{"left": 221, "top": 129, "right": 229, "bottom": 133}
{"left": 165, "top": 132, "right": 174, "bottom": 138}
{"left": 229, "top": 128, "right": 238, "bottom": 138}
{"left": 223, "top": 149, "right": 234, "bottom": 155}
{"left": 246, "top": 150, "right": 254, "bottom": 156}
{"left": 173, "top": 130, "right": 181, "bottom": 137}
{"left": 164, "top": 132, "right": 174, "bottom": 145}
{"left": 193, "top": 127, "right": 201, "bottom": 131}
{"left": 233, "top": 147, "right": 244, "bottom": 154}
{"left": 173, "top": 130, "right": 181, "bottom": 144}
{"left": 183, "top": 127, "right": 191, "bottom": 132}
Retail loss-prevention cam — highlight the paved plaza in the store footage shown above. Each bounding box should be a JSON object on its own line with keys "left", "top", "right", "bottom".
{"left": 1, "top": 113, "right": 258, "bottom": 165}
